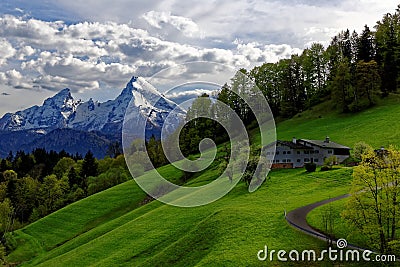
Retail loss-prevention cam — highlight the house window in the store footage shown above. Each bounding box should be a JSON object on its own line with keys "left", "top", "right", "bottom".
{"left": 287, "top": 159, "right": 292, "bottom": 163}
{"left": 315, "top": 150, "right": 319, "bottom": 154}
{"left": 276, "top": 151, "right": 280, "bottom": 155}
{"left": 297, "top": 151, "right": 300, "bottom": 154}
{"left": 276, "top": 160, "right": 280, "bottom": 163}
{"left": 304, "top": 158, "right": 310, "bottom": 162}
{"left": 283, "top": 159, "right": 287, "bottom": 163}
{"left": 314, "top": 159, "right": 319, "bottom": 162}
{"left": 287, "top": 151, "right": 291, "bottom": 154}
{"left": 297, "top": 159, "right": 301, "bottom": 163}
{"left": 304, "top": 150, "right": 309, "bottom": 154}
{"left": 310, "top": 150, "right": 314, "bottom": 154}
{"left": 283, "top": 151, "right": 286, "bottom": 155}
{"left": 328, "top": 150, "right": 333, "bottom": 154}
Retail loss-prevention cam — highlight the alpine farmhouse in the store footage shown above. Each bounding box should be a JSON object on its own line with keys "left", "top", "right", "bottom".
{"left": 266, "top": 137, "right": 351, "bottom": 169}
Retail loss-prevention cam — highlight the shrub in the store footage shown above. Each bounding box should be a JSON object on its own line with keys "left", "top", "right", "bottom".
{"left": 324, "top": 156, "right": 338, "bottom": 169}
{"left": 305, "top": 163, "right": 317, "bottom": 172}
{"left": 321, "top": 166, "right": 330, "bottom": 171}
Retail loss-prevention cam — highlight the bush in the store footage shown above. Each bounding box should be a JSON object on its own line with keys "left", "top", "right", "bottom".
{"left": 321, "top": 166, "right": 331, "bottom": 171}
{"left": 305, "top": 163, "right": 317, "bottom": 172}
{"left": 324, "top": 155, "right": 338, "bottom": 169}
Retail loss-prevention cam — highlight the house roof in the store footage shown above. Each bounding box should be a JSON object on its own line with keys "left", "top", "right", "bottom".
{"left": 263, "top": 139, "right": 351, "bottom": 150}
{"left": 276, "top": 140, "right": 313, "bottom": 149}
{"left": 300, "top": 139, "right": 351, "bottom": 150}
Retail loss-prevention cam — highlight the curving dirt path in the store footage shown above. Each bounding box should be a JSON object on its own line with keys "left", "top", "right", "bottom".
{"left": 285, "top": 193, "right": 369, "bottom": 250}
{"left": 285, "top": 194, "right": 349, "bottom": 240}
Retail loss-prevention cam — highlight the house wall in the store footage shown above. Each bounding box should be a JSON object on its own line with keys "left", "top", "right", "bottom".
{"left": 299, "top": 140, "right": 350, "bottom": 164}
{"left": 292, "top": 148, "right": 324, "bottom": 167}
{"left": 267, "top": 141, "right": 350, "bottom": 169}
{"left": 268, "top": 143, "right": 295, "bottom": 167}
{"left": 269, "top": 143, "right": 323, "bottom": 168}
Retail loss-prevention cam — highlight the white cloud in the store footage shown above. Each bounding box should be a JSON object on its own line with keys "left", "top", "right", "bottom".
{"left": 16, "top": 45, "right": 36, "bottom": 60}
{"left": 0, "top": 15, "right": 258, "bottom": 95}
{"left": 166, "top": 88, "right": 215, "bottom": 99}
{"left": 0, "top": 0, "right": 398, "bottom": 115}
{"left": 0, "top": 39, "right": 16, "bottom": 65}
{"left": 236, "top": 42, "right": 303, "bottom": 63}
{"left": 142, "top": 11, "right": 202, "bottom": 38}
{"left": 0, "top": 69, "right": 31, "bottom": 89}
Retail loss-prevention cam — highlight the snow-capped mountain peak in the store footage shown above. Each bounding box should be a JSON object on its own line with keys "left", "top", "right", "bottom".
{"left": 0, "top": 88, "right": 81, "bottom": 131}
{"left": 0, "top": 76, "right": 186, "bottom": 143}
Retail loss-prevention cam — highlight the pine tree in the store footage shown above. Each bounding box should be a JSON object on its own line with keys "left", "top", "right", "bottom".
{"left": 68, "top": 167, "right": 79, "bottom": 188}
{"left": 357, "top": 25, "right": 375, "bottom": 62}
{"left": 80, "top": 151, "right": 98, "bottom": 192}
{"left": 331, "top": 60, "right": 352, "bottom": 112}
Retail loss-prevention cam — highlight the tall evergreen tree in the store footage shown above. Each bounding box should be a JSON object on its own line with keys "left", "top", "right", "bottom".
{"left": 375, "top": 7, "right": 400, "bottom": 95}
{"left": 357, "top": 25, "right": 375, "bottom": 62}
{"left": 80, "top": 151, "right": 98, "bottom": 192}
{"left": 331, "top": 60, "right": 353, "bottom": 112}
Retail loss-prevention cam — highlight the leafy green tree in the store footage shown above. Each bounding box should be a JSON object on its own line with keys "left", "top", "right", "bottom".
{"left": 343, "top": 146, "right": 400, "bottom": 253}
{"left": 375, "top": 7, "right": 400, "bottom": 95}
{"left": 13, "top": 151, "right": 35, "bottom": 178}
{"left": 0, "top": 183, "right": 7, "bottom": 203}
{"left": 324, "top": 156, "right": 338, "bottom": 169}
{"left": 280, "top": 56, "right": 307, "bottom": 117}
{"left": 331, "top": 60, "right": 353, "bottom": 112}
{"left": 111, "top": 154, "right": 128, "bottom": 170}
{"left": 250, "top": 63, "right": 281, "bottom": 115}
{"left": 351, "top": 60, "right": 380, "bottom": 111}
{"left": 179, "top": 94, "right": 216, "bottom": 156}
{"left": 70, "top": 187, "right": 85, "bottom": 202}
{"left": 5, "top": 170, "right": 18, "bottom": 208}
{"left": 12, "top": 176, "right": 39, "bottom": 222}
{"left": 3, "top": 170, "right": 17, "bottom": 183}
{"left": 353, "top": 141, "right": 373, "bottom": 160}
{"left": 67, "top": 167, "right": 80, "bottom": 188}
{"left": 301, "top": 43, "right": 329, "bottom": 106}
{"left": 53, "top": 157, "right": 75, "bottom": 179}
{"left": 87, "top": 168, "right": 130, "bottom": 195}
{"left": 146, "top": 136, "right": 167, "bottom": 168}
{"left": 0, "top": 198, "right": 14, "bottom": 234}
{"left": 97, "top": 157, "right": 114, "bottom": 173}
{"left": 39, "top": 175, "right": 67, "bottom": 216}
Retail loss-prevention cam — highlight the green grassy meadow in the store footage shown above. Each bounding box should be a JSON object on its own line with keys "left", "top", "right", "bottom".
{"left": 253, "top": 94, "right": 400, "bottom": 149}
{"left": 7, "top": 94, "right": 400, "bottom": 266}
{"left": 306, "top": 198, "right": 371, "bottom": 249}
{"left": 9, "top": 168, "right": 352, "bottom": 266}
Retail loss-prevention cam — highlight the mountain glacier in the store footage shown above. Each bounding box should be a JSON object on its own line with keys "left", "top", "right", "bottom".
{"left": 0, "top": 77, "right": 186, "bottom": 157}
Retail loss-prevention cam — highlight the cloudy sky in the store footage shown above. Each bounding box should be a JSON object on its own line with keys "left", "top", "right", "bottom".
{"left": 0, "top": 0, "right": 398, "bottom": 116}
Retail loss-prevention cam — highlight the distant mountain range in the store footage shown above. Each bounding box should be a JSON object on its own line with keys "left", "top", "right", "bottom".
{"left": 0, "top": 77, "right": 185, "bottom": 158}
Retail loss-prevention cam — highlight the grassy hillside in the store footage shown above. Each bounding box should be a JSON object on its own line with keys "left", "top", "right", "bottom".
{"left": 306, "top": 198, "right": 370, "bottom": 248}
{"left": 7, "top": 95, "right": 400, "bottom": 266}
{"left": 253, "top": 94, "right": 400, "bottom": 149}
{"left": 9, "top": 168, "right": 353, "bottom": 266}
